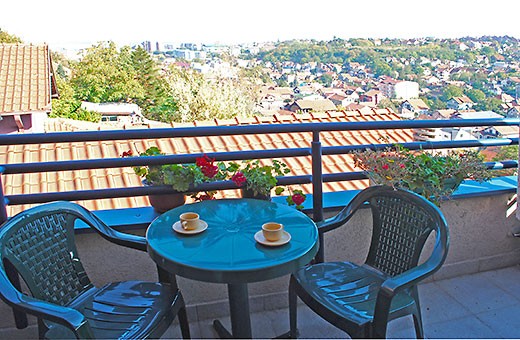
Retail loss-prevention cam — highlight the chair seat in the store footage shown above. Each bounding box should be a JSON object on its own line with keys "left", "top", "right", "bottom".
{"left": 45, "top": 281, "right": 178, "bottom": 339}
{"left": 292, "top": 262, "right": 416, "bottom": 329}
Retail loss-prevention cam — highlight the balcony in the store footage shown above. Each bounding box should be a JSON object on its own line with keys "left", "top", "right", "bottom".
{"left": 0, "top": 117, "right": 519, "bottom": 338}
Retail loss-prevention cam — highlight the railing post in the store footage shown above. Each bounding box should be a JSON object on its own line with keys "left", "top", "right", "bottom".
{"left": 311, "top": 131, "right": 325, "bottom": 263}
{"left": 0, "top": 167, "right": 28, "bottom": 329}
{"left": 0, "top": 167, "right": 7, "bottom": 224}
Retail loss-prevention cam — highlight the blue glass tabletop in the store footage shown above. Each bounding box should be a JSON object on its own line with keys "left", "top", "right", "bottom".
{"left": 146, "top": 199, "right": 319, "bottom": 284}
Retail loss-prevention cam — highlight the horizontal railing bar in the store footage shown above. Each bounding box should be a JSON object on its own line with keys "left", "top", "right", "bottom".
{"left": 2, "top": 136, "right": 517, "bottom": 175}
{"left": 323, "top": 138, "right": 519, "bottom": 155}
{"left": 0, "top": 148, "right": 311, "bottom": 175}
{"left": 4, "top": 175, "right": 313, "bottom": 205}
{"left": 0, "top": 118, "right": 517, "bottom": 145}
{"left": 486, "top": 160, "right": 518, "bottom": 169}
{"left": 6, "top": 159, "right": 514, "bottom": 205}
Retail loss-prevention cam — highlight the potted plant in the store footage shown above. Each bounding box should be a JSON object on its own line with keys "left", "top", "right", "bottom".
{"left": 353, "top": 144, "right": 491, "bottom": 205}
{"left": 122, "top": 147, "right": 226, "bottom": 212}
{"left": 228, "top": 159, "right": 290, "bottom": 200}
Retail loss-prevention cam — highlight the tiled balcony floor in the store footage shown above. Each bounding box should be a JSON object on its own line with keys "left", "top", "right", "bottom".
{"left": 162, "top": 265, "right": 520, "bottom": 339}
{"left": 2, "top": 266, "right": 518, "bottom": 339}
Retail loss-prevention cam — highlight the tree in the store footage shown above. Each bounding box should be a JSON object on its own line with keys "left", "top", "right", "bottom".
{"left": 464, "top": 88, "right": 486, "bottom": 104}
{"left": 165, "top": 66, "right": 255, "bottom": 122}
{"left": 129, "top": 46, "right": 169, "bottom": 114}
{"left": 51, "top": 75, "right": 101, "bottom": 122}
{"left": 71, "top": 41, "right": 145, "bottom": 104}
{"left": 0, "top": 29, "right": 22, "bottom": 43}
{"left": 441, "top": 85, "right": 464, "bottom": 101}
{"left": 317, "top": 74, "right": 333, "bottom": 87}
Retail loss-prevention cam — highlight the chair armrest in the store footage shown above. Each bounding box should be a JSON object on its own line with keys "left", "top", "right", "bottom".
{"left": 72, "top": 204, "right": 147, "bottom": 252}
{"left": 0, "top": 270, "right": 94, "bottom": 338}
{"left": 316, "top": 190, "right": 375, "bottom": 233}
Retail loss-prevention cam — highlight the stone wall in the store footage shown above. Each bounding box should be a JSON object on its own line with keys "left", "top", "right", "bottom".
{"left": 1, "top": 193, "right": 519, "bottom": 337}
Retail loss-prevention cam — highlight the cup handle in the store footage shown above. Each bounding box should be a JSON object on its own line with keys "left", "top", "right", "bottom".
{"left": 181, "top": 221, "right": 188, "bottom": 230}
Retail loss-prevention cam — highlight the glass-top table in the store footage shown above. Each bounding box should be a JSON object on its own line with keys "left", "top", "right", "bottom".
{"left": 146, "top": 198, "right": 319, "bottom": 338}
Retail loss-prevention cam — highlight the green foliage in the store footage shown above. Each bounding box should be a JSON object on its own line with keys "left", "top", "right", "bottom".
{"left": 317, "top": 73, "right": 333, "bottom": 87}
{"left": 166, "top": 66, "right": 256, "bottom": 122}
{"left": 50, "top": 74, "right": 101, "bottom": 122}
{"left": 475, "top": 97, "right": 503, "bottom": 113}
{"left": 0, "top": 29, "right": 22, "bottom": 43}
{"left": 354, "top": 144, "right": 491, "bottom": 205}
{"left": 130, "top": 147, "right": 226, "bottom": 193}
{"left": 464, "top": 88, "right": 486, "bottom": 103}
{"left": 441, "top": 85, "right": 464, "bottom": 101}
{"left": 228, "top": 159, "right": 290, "bottom": 197}
{"left": 71, "top": 42, "right": 145, "bottom": 103}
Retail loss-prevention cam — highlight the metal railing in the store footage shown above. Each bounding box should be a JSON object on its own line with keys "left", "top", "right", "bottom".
{"left": 0, "top": 118, "right": 518, "bottom": 221}
{"left": 0, "top": 117, "right": 518, "bottom": 329}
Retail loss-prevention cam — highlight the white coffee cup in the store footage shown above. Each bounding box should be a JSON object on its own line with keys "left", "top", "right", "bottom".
{"left": 262, "top": 222, "right": 283, "bottom": 242}
{"left": 180, "top": 212, "right": 200, "bottom": 230}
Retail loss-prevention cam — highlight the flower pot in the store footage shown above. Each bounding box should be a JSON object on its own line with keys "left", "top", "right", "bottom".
{"left": 148, "top": 193, "right": 186, "bottom": 213}
{"left": 410, "top": 178, "right": 461, "bottom": 196}
{"left": 241, "top": 188, "right": 271, "bottom": 201}
{"left": 142, "top": 180, "right": 186, "bottom": 213}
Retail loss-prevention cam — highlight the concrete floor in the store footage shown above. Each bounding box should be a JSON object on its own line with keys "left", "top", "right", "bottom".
{"left": 2, "top": 266, "right": 518, "bottom": 339}
{"left": 162, "top": 265, "right": 520, "bottom": 339}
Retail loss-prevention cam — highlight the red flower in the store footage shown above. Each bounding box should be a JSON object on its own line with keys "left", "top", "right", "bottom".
{"left": 231, "top": 172, "right": 247, "bottom": 187}
{"left": 196, "top": 155, "right": 213, "bottom": 167}
{"left": 201, "top": 164, "right": 218, "bottom": 178}
{"left": 292, "top": 193, "right": 305, "bottom": 206}
{"left": 382, "top": 164, "right": 389, "bottom": 170}
{"left": 121, "top": 150, "right": 133, "bottom": 157}
{"left": 399, "top": 163, "right": 405, "bottom": 168}
{"left": 196, "top": 155, "right": 218, "bottom": 178}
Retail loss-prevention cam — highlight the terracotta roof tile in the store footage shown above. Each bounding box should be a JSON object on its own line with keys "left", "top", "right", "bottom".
{"left": 0, "top": 44, "right": 57, "bottom": 114}
{"left": 2, "top": 110, "right": 412, "bottom": 215}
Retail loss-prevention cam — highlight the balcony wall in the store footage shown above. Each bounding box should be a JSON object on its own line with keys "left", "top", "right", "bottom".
{"left": 2, "top": 192, "right": 518, "bottom": 334}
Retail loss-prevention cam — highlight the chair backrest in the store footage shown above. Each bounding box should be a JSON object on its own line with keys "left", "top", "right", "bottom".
{"left": 0, "top": 202, "right": 94, "bottom": 306}
{"left": 359, "top": 186, "right": 449, "bottom": 277}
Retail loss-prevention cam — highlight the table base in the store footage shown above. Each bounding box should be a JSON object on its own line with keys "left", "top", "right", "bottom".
{"left": 212, "top": 283, "right": 252, "bottom": 338}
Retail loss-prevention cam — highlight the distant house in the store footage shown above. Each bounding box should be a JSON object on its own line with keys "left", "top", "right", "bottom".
{"left": 378, "top": 77, "right": 419, "bottom": 100}
{"left": 359, "top": 89, "right": 385, "bottom": 106}
{"left": 0, "top": 44, "right": 58, "bottom": 133}
{"left": 81, "top": 102, "right": 146, "bottom": 125}
{"left": 286, "top": 99, "right": 336, "bottom": 113}
{"left": 431, "top": 109, "right": 457, "bottom": 120}
{"left": 446, "top": 95, "right": 474, "bottom": 111}
{"left": 399, "top": 98, "right": 430, "bottom": 118}
{"left": 506, "top": 105, "right": 520, "bottom": 118}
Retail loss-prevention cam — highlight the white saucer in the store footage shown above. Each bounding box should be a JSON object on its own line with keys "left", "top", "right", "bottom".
{"left": 254, "top": 230, "right": 291, "bottom": 247}
{"left": 172, "top": 220, "right": 208, "bottom": 235}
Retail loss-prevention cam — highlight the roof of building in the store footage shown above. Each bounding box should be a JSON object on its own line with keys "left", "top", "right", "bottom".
{"left": 493, "top": 125, "right": 519, "bottom": 137}
{"left": 294, "top": 99, "right": 337, "bottom": 111}
{"left": 404, "top": 98, "right": 430, "bottom": 110}
{"left": 0, "top": 44, "right": 57, "bottom": 114}
{"left": 1, "top": 109, "right": 413, "bottom": 215}
{"left": 450, "top": 95, "right": 474, "bottom": 104}
{"left": 454, "top": 110, "right": 503, "bottom": 119}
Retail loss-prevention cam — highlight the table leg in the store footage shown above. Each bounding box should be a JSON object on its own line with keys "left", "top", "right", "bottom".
{"left": 213, "top": 283, "right": 252, "bottom": 338}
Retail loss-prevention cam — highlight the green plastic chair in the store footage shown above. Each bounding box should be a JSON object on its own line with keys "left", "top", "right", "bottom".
{"left": 0, "top": 201, "right": 190, "bottom": 339}
{"left": 289, "top": 186, "right": 449, "bottom": 338}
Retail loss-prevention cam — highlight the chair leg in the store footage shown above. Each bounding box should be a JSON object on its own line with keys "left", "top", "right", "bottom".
{"left": 411, "top": 287, "right": 424, "bottom": 339}
{"left": 412, "top": 312, "right": 424, "bottom": 339}
{"left": 289, "top": 279, "right": 298, "bottom": 338}
{"left": 178, "top": 305, "right": 191, "bottom": 339}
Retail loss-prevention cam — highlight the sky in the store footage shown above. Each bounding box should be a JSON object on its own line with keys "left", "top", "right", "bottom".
{"left": 2, "top": 0, "right": 520, "bottom": 50}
